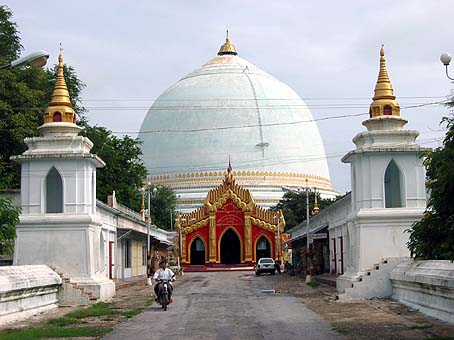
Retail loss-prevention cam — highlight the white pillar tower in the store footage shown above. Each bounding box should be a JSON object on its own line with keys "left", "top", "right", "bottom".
{"left": 12, "top": 50, "right": 115, "bottom": 301}
{"left": 338, "top": 46, "right": 429, "bottom": 292}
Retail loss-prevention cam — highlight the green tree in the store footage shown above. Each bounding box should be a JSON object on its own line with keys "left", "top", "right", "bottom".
{"left": 0, "top": 196, "right": 21, "bottom": 255}
{"left": 0, "top": 5, "right": 87, "bottom": 189}
{"left": 83, "top": 126, "right": 148, "bottom": 211}
{"left": 0, "top": 6, "right": 150, "bottom": 214}
{"left": 272, "top": 190, "right": 337, "bottom": 230}
{"left": 407, "top": 112, "right": 454, "bottom": 261}
{"left": 145, "top": 185, "right": 177, "bottom": 231}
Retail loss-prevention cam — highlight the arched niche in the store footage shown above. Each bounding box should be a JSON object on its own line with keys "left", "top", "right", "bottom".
{"left": 384, "top": 159, "right": 405, "bottom": 208}
{"left": 46, "top": 166, "right": 63, "bottom": 213}
{"left": 255, "top": 235, "right": 271, "bottom": 261}
{"left": 189, "top": 236, "right": 206, "bottom": 265}
{"left": 219, "top": 228, "right": 242, "bottom": 264}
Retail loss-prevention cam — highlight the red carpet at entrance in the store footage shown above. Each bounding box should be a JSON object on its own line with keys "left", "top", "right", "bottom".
{"left": 182, "top": 264, "right": 254, "bottom": 272}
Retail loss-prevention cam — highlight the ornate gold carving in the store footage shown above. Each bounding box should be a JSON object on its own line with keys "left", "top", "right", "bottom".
{"left": 209, "top": 214, "right": 216, "bottom": 262}
{"left": 182, "top": 218, "right": 209, "bottom": 234}
{"left": 244, "top": 212, "right": 252, "bottom": 262}
{"left": 181, "top": 232, "right": 187, "bottom": 264}
{"left": 250, "top": 216, "right": 276, "bottom": 232}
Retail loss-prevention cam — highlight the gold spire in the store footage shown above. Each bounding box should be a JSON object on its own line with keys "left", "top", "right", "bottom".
{"left": 44, "top": 46, "right": 77, "bottom": 124}
{"left": 311, "top": 189, "right": 320, "bottom": 215}
{"left": 218, "top": 30, "right": 238, "bottom": 56}
{"left": 369, "top": 45, "right": 400, "bottom": 118}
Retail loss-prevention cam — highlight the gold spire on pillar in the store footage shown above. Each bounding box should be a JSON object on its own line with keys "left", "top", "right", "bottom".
{"left": 311, "top": 188, "right": 320, "bottom": 215}
{"left": 44, "top": 46, "right": 77, "bottom": 124}
{"left": 218, "top": 30, "right": 238, "bottom": 56}
{"left": 369, "top": 45, "right": 400, "bottom": 118}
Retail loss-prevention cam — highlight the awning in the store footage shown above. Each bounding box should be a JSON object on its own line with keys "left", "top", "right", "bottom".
{"left": 285, "top": 223, "right": 328, "bottom": 244}
{"left": 152, "top": 236, "right": 174, "bottom": 246}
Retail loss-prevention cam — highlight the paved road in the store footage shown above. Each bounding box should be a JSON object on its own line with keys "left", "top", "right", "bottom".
{"left": 104, "top": 272, "right": 344, "bottom": 340}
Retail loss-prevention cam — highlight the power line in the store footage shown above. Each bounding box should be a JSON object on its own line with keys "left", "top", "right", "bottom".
{"left": 80, "top": 95, "right": 447, "bottom": 102}
{"left": 117, "top": 101, "right": 447, "bottom": 135}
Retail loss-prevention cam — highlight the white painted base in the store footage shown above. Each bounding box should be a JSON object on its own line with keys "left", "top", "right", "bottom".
{"left": 0, "top": 265, "right": 61, "bottom": 326}
{"left": 391, "top": 260, "right": 454, "bottom": 324}
{"left": 338, "top": 257, "right": 408, "bottom": 299}
{"left": 77, "top": 280, "right": 116, "bottom": 301}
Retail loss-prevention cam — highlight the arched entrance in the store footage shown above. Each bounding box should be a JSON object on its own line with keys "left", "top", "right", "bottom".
{"left": 256, "top": 236, "right": 271, "bottom": 260}
{"left": 220, "top": 228, "right": 241, "bottom": 264}
{"left": 190, "top": 238, "right": 206, "bottom": 265}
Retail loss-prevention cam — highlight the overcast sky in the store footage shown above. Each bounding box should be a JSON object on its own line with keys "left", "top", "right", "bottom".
{"left": 9, "top": 0, "right": 454, "bottom": 194}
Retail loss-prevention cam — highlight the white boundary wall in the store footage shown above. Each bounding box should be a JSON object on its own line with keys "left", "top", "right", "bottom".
{"left": 390, "top": 260, "right": 454, "bottom": 324}
{"left": 0, "top": 265, "right": 61, "bottom": 325}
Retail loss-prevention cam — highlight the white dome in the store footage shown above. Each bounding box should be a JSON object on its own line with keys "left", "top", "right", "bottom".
{"left": 139, "top": 53, "right": 335, "bottom": 211}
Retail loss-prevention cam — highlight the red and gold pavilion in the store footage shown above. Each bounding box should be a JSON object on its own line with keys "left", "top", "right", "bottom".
{"left": 176, "top": 165, "right": 286, "bottom": 268}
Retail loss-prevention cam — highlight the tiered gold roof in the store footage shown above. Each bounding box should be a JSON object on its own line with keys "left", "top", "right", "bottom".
{"left": 369, "top": 46, "right": 400, "bottom": 118}
{"left": 178, "top": 165, "right": 283, "bottom": 230}
{"left": 218, "top": 30, "right": 238, "bottom": 56}
{"left": 44, "top": 49, "right": 77, "bottom": 124}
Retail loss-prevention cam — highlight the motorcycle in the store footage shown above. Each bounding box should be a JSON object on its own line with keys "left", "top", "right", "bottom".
{"left": 157, "top": 279, "right": 171, "bottom": 311}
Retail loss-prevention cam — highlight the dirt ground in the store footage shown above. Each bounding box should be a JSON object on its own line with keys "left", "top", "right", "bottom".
{"left": 2, "top": 273, "right": 454, "bottom": 340}
{"left": 267, "top": 273, "right": 454, "bottom": 340}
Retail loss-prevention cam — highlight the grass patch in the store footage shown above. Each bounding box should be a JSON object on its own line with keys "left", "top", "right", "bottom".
{"left": 0, "top": 326, "right": 111, "bottom": 340}
{"left": 332, "top": 327, "right": 351, "bottom": 334}
{"left": 121, "top": 309, "right": 143, "bottom": 318}
{"left": 306, "top": 281, "right": 320, "bottom": 288}
{"left": 409, "top": 324, "right": 433, "bottom": 330}
{"left": 144, "top": 299, "right": 155, "bottom": 306}
{"left": 65, "top": 302, "right": 116, "bottom": 319}
{"left": 47, "top": 316, "right": 82, "bottom": 327}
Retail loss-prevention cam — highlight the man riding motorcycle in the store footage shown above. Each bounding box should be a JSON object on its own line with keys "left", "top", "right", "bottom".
{"left": 153, "top": 259, "right": 176, "bottom": 303}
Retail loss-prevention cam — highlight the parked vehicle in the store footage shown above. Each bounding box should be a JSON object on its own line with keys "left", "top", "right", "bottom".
{"left": 255, "top": 258, "right": 276, "bottom": 276}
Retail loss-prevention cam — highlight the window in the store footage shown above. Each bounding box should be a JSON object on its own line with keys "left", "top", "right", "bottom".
{"left": 125, "top": 239, "right": 131, "bottom": 268}
{"left": 384, "top": 160, "right": 404, "bottom": 208}
{"left": 142, "top": 244, "right": 147, "bottom": 266}
{"left": 53, "top": 112, "right": 62, "bottom": 122}
{"left": 195, "top": 238, "right": 204, "bottom": 251}
{"left": 257, "top": 238, "right": 267, "bottom": 250}
{"left": 383, "top": 105, "right": 392, "bottom": 115}
{"left": 46, "top": 166, "right": 63, "bottom": 213}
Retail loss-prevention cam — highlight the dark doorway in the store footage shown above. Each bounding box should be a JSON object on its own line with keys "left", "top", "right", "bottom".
{"left": 190, "top": 238, "right": 206, "bottom": 265}
{"left": 256, "top": 236, "right": 271, "bottom": 261}
{"left": 220, "top": 229, "right": 241, "bottom": 264}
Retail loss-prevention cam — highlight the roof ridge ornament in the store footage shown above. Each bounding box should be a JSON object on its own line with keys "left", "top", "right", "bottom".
{"left": 218, "top": 30, "right": 238, "bottom": 56}
{"left": 226, "top": 159, "right": 234, "bottom": 185}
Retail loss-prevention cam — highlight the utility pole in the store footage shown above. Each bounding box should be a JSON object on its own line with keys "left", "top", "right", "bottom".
{"left": 305, "top": 178, "right": 312, "bottom": 283}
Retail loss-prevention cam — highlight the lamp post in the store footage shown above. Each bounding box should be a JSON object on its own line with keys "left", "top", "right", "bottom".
{"left": 178, "top": 215, "right": 186, "bottom": 271}
{"left": 142, "top": 185, "right": 157, "bottom": 277}
{"left": 440, "top": 52, "right": 454, "bottom": 80}
{"left": 0, "top": 50, "right": 50, "bottom": 70}
{"left": 274, "top": 214, "right": 281, "bottom": 264}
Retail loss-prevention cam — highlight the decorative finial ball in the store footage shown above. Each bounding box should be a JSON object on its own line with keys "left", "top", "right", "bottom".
{"left": 440, "top": 52, "right": 452, "bottom": 66}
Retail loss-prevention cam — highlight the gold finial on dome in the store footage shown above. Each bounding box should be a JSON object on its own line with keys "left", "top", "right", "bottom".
{"left": 369, "top": 45, "right": 400, "bottom": 118}
{"left": 218, "top": 30, "right": 238, "bottom": 56}
{"left": 43, "top": 45, "right": 77, "bottom": 124}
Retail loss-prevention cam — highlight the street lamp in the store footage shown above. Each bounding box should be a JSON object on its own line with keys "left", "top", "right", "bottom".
{"left": 0, "top": 50, "right": 50, "bottom": 70}
{"left": 142, "top": 185, "right": 157, "bottom": 277}
{"left": 440, "top": 52, "right": 453, "bottom": 80}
